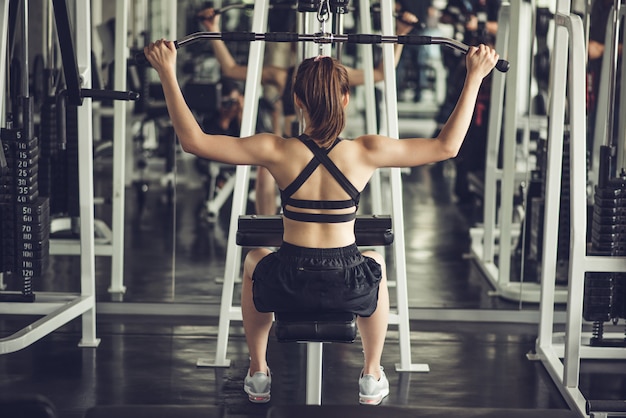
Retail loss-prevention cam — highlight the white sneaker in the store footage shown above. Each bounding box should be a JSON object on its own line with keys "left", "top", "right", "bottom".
{"left": 358, "top": 367, "right": 389, "bottom": 405}
{"left": 243, "top": 369, "right": 271, "bottom": 403}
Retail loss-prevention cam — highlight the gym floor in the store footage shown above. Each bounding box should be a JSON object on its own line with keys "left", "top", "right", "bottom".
{"left": 1, "top": 113, "right": 625, "bottom": 418}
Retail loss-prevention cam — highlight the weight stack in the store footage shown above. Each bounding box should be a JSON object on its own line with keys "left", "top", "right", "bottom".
{"left": 0, "top": 97, "right": 50, "bottom": 302}
{"left": 583, "top": 272, "right": 626, "bottom": 346}
{"left": 65, "top": 104, "right": 79, "bottom": 219}
{"left": 591, "top": 177, "right": 626, "bottom": 256}
{"left": 583, "top": 175, "right": 626, "bottom": 346}
{"left": 583, "top": 273, "right": 615, "bottom": 346}
{"left": 528, "top": 138, "right": 548, "bottom": 278}
{"left": 529, "top": 134, "right": 572, "bottom": 283}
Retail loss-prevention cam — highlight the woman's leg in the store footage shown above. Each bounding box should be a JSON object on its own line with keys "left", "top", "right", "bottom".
{"left": 356, "top": 251, "right": 389, "bottom": 380}
{"left": 241, "top": 247, "right": 274, "bottom": 375}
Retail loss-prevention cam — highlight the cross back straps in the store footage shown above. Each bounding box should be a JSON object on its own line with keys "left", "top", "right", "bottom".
{"left": 279, "top": 134, "right": 360, "bottom": 223}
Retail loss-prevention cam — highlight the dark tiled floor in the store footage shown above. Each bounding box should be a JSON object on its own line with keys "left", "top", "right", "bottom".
{"left": 1, "top": 315, "right": 569, "bottom": 418}
{"left": 1, "top": 141, "right": 624, "bottom": 418}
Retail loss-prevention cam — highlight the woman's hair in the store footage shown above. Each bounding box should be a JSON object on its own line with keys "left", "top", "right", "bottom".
{"left": 292, "top": 56, "right": 350, "bottom": 148}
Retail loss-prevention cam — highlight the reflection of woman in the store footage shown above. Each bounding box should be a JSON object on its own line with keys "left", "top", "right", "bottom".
{"left": 144, "top": 38, "right": 497, "bottom": 405}
{"left": 437, "top": 0, "right": 502, "bottom": 205}
{"left": 587, "top": 0, "right": 622, "bottom": 146}
{"left": 197, "top": 6, "right": 418, "bottom": 216}
{"left": 201, "top": 78, "right": 243, "bottom": 136}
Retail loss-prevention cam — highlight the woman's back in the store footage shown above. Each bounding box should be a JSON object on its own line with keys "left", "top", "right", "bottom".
{"left": 268, "top": 135, "right": 375, "bottom": 248}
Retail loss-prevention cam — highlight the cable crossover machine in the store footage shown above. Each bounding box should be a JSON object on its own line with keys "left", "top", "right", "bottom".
{"left": 139, "top": 0, "right": 508, "bottom": 405}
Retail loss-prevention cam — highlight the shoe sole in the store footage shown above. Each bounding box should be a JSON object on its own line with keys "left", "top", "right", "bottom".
{"left": 359, "top": 387, "right": 389, "bottom": 406}
{"left": 244, "top": 388, "right": 271, "bottom": 404}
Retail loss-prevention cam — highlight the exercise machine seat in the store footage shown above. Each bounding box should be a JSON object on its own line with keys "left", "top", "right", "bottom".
{"left": 266, "top": 405, "right": 578, "bottom": 418}
{"left": 274, "top": 311, "right": 357, "bottom": 343}
{"left": 84, "top": 405, "right": 224, "bottom": 418}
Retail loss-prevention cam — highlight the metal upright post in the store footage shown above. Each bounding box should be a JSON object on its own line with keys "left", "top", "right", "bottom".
{"left": 497, "top": 0, "right": 524, "bottom": 297}
{"left": 0, "top": 0, "right": 7, "bottom": 291}
{"left": 0, "top": 0, "right": 6, "bottom": 126}
{"left": 618, "top": 5, "right": 626, "bottom": 172}
{"left": 306, "top": 342, "right": 323, "bottom": 404}
{"left": 74, "top": 0, "right": 100, "bottom": 348}
{"left": 358, "top": 0, "right": 383, "bottom": 215}
{"left": 380, "top": 0, "right": 428, "bottom": 373}
{"left": 197, "top": 0, "right": 268, "bottom": 368}
{"left": 479, "top": 3, "right": 509, "bottom": 268}
{"left": 109, "top": 0, "right": 129, "bottom": 296}
{"left": 534, "top": 1, "right": 626, "bottom": 414}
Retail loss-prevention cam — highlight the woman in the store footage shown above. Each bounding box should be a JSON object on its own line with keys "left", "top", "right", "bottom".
{"left": 144, "top": 40, "right": 498, "bottom": 405}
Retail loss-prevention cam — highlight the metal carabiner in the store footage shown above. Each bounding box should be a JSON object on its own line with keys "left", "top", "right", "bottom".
{"left": 316, "top": 0, "right": 330, "bottom": 55}
{"left": 317, "top": 0, "right": 330, "bottom": 23}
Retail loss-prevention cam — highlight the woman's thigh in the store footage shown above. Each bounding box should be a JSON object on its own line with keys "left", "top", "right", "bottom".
{"left": 244, "top": 248, "right": 273, "bottom": 279}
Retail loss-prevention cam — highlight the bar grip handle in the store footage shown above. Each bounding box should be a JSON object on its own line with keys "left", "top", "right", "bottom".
{"left": 347, "top": 34, "right": 383, "bottom": 44}
{"left": 134, "top": 51, "right": 149, "bottom": 66}
{"left": 496, "top": 59, "right": 510, "bottom": 73}
{"left": 264, "top": 32, "right": 300, "bottom": 42}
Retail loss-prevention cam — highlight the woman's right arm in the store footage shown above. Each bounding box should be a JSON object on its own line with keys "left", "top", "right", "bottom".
{"left": 199, "top": 8, "right": 285, "bottom": 88}
{"left": 199, "top": 8, "right": 249, "bottom": 81}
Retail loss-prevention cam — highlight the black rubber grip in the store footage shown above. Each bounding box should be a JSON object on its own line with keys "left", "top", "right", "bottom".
{"left": 347, "top": 34, "right": 382, "bottom": 44}
{"left": 265, "top": 32, "right": 300, "bottom": 42}
{"left": 496, "top": 59, "right": 510, "bottom": 73}
{"left": 221, "top": 32, "right": 256, "bottom": 42}
{"left": 134, "top": 51, "right": 148, "bottom": 66}
{"left": 397, "top": 34, "right": 432, "bottom": 45}
{"left": 586, "top": 400, "right": 626, "bottom": 414}
{"left": 81, "top": 89, "right": 140, "bottom": 101}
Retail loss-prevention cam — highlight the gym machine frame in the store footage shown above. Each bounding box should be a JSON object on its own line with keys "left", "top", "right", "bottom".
{"left": 135, "top": 0, "right": 507, "bottom": 402}
{"left": 185, "top": 0, "right": 433, "bottom": 394}
{"left": 531, "top": 1, "right": 626, "bottom": 416}
{"left": 47, "top": 0, "right": 134, "bottom": 298}
{"left": 0, "top": 0, "right": 100, "bottom": 354}
{"left": 469, "top": 1, "right": 566, "bottom": 303}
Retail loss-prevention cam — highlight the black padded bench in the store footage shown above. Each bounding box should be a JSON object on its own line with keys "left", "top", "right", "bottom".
{"left": 236, "top": 214, "right": 393, "bottom": 247}
{"left": 267, "top": 405, "right": 579, "bottom": 418}
{"left": 587, "top": 400, "right": 626, "bottom": 417}
{"left": 236, "top": 214, "right": 393, "bottom": 404}
{"left": 84, "top": 405, "right": 224, "bottom": 418}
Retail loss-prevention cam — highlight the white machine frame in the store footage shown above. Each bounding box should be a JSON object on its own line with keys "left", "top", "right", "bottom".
{"left": 47, "top": 0, "right": 133, "bottom": 299}
{"left": 470, "top": 1, "right": 569, "bottom": 303}
{"left": 0, "top": 0, "right": 99, "bottom": 354}
{"left": 531, "top": 1, "right": 626, "bottom": 417}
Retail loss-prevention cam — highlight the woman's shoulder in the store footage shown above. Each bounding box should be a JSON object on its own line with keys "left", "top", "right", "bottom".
{"left": 350, "top": 134, "right": 390, "bottom": 150}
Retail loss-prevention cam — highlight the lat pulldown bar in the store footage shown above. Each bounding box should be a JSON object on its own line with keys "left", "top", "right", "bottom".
{"left": 136, "top": 31, "right": 510, "bottom": 72}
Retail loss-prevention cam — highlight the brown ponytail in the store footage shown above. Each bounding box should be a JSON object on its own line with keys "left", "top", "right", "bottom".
{"left": 292, "top": 56, "right": 350, "bottom": 148}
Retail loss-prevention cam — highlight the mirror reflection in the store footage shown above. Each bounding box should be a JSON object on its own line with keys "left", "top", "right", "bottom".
{"left": 4, "top": 0, "right": 593, "bottom": 316}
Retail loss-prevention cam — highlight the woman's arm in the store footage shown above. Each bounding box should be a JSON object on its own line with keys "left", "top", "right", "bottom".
{"left": 348, "top": 10, "right": 418, "bottom": 86}
{"left": 359, "top": 44, "right": 499, "bottom": 168}
{"left": 198, "top": 8, "right": 286, "bottom": 88}
{"left": 143, "top": 39, "right": 282, "bottom": 166}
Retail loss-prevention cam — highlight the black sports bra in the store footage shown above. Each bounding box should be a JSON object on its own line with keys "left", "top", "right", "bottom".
{"left": 280, "top": 134, "right": 360, "bottom": 223}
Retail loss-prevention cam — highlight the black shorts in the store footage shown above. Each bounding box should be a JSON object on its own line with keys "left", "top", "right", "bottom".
{"left": 252, "top": 242, "right": 382, "bottom": 317}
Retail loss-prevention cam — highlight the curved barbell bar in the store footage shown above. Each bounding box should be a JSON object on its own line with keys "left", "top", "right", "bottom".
{"left": 136, "top": 31, "right": 510, "bottom": 72}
